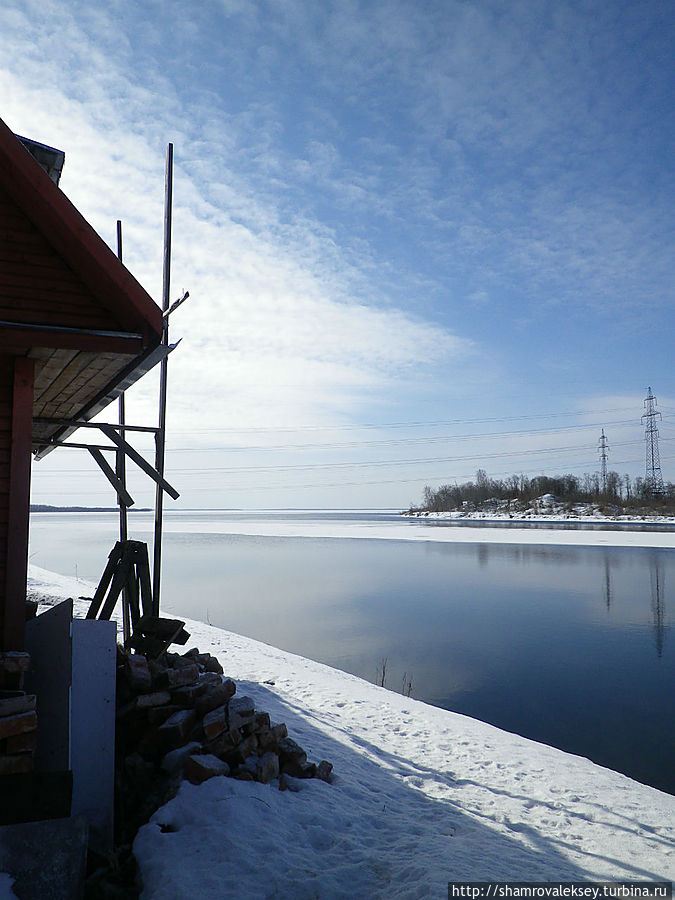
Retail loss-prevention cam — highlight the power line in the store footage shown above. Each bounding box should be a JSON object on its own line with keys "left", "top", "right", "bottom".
{"left": 31, "top": 436, "right": 652, "bottom": 478}
{"left": 30, "top": 452, "right": 675, "bottom": 497}
{"left": 165, "top": 418, "right": 643, "bottom": 453}
{"left": 132, "top": 454, "right": 675, "bottom": 493}
{"left": 168, "top": 406, "right": 650, "bottom": 435}
{"left": 37, "top": 439, "right": 643, "bottom": 477}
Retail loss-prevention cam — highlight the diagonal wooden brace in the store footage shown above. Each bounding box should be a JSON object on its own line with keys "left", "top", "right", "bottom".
{"left": 88, "top": 447, "right": 135, "bottom": 507}
{"left": 99, "top": 423, "right": 179, "bottom": 499}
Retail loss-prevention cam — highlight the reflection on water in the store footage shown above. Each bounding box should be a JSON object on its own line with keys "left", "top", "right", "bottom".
{"left": 28, "top": 511, "right": 674, "bottom": 794}
{"left": 650, "top": 552, "right": 666, "bottom": 658}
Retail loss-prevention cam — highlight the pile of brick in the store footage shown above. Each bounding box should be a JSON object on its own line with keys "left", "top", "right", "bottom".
{"left": 115, "top": 645, "right": 332, "bottom": 841}
{"left": 0, "top": 651, "right": 37, "bottom": 776}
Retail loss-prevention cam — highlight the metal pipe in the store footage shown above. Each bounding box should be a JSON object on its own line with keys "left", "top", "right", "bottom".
{"left": 0, "top": 321, "right": 142, "bottom": 340}
{"left": 116, "top": 220, "right": 130, "bottom": 642}
{"left": 152, "top": 143, "right": 173, "bottom": 615}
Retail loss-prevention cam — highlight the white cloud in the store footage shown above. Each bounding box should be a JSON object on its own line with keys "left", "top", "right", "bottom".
{"left": 0, "top": 3, "right": 478, "bottom": 508}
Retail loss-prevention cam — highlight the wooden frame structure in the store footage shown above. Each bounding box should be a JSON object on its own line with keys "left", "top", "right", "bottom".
{"left": 0, "top": 116, "right": 166, "bottom": 650}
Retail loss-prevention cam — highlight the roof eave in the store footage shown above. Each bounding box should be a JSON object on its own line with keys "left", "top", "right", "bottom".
{"left": 33, "top": 339, "right": 175, "bottom": 459}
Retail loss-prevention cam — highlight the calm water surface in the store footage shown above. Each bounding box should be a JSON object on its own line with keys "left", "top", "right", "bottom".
{"left": 29, "top": 510, "right": 674, "bottom": 794}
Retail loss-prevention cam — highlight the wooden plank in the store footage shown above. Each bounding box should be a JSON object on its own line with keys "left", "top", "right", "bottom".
{"left": 100, "top": 425, "right": 180, "bottom": 500}
{"left": 86, "top": 544, "right": 122, "bottom": 621}
{"left": 32, "top": 350, "right": 97, "bottom": 406}
{"left": 0, "top": 255, "right": 78, "bottom": 276}
{"left": 0, "top": 223, "right": 46, "bottom": 241}
{"left": 88, "top": 448, "right": 135, "bottom": 507}
{"left": 137, "top": 547, "right": 154, "bottom": 618}
{"left": 0, "top": 281, "right": 101, "bottom": 304}
{"left": 32, "top": 351, "right": 77, "bottom": 403}
{"left": 32, "top": 347, "right": 74, "bottom": 379}
{"left": 0, "top": 270, "right": 93, "bottom": 297}
{"left": 0, "top": 292, "right": 103, "bottom": 317}
{"left": 47, "top": 356, "right": 131, "bottom": 420}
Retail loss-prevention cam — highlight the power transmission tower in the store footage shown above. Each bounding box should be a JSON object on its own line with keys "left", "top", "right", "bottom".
{"left": 641, "top": 386, "right": 665, "bottom": 495}
{"left": 598, "top": 428, "right": 609, "bottom": 494}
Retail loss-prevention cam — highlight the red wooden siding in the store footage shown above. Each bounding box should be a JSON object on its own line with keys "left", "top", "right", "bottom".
{"left": 0, "top": 357, "right": 14, "bottom": 643}
{"left": 3, "top": 357, "right": 33, "bottom": 649}
{"left": 0, "top": 185, "right": 126, "bottom": 332}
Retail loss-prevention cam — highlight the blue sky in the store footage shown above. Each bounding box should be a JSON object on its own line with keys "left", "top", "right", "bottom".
{"left": 2, "top": 0, "right": 673, "bottom": 508}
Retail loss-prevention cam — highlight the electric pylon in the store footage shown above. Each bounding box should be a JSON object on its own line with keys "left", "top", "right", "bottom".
{"left": 641, "top": 387, "right": 665, "bottom": 495}
{"left": 598, "top": 428, "right": 609, "bottom": 494}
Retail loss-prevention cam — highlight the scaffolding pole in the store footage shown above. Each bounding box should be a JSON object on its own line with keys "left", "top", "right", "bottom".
{"left": 116, "top": 219, "right": 131, "bottom": 642}
{"left": 152, "top": 143, "right": 173, "bottom": 615}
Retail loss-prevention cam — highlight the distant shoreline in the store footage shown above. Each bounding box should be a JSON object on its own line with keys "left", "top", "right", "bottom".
{"left": 30, "top": 505, "right": 152, "bottom": 513}
{"left": 403, "top": 509, "right": 675, "bottom": 526}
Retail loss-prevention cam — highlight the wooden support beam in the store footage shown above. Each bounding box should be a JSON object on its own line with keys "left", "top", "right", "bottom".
{"left": 86, "top": 543, "right": 122, "bottom": 620}
{"left": 98, "top": 424, "right": 179, "bottom": 500}
{"left": 3, "top": 357, "right": 34, "bottom": 649}
{"left": 34, "top": 417, "right": 161, "bottom": 434}
{"left": 86, "top": 541, "right": 153, "bottom": 630}
{"left": 87, "top": 447, "right": 135, "bottom": 508}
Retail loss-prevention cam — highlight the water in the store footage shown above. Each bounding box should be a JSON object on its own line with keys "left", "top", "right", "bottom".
{"left": 29, "top": 509, "right": 675, "bottom": 794}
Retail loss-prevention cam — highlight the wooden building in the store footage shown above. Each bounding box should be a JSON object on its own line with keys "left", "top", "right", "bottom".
{"left": 0, "top": 115, "right": 164, "bottom": 651}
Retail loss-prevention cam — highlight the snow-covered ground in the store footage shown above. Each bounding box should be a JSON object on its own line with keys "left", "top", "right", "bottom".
{"left": 7, "top": 564, "right": 673, "bottom": 899}
{"left": 405, "top": 498, "right": 675, "bottom": 526}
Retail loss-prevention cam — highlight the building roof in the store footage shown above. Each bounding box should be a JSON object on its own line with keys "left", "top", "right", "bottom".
{"left": 0, "top": 116, "right": 165, "bottom": 456}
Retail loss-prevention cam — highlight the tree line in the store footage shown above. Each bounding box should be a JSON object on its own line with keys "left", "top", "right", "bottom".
{"left": 413, "top": 469, "right": 675, "bottom": 515}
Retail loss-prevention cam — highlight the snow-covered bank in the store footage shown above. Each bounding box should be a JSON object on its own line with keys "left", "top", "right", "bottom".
{"left": 22, "top": 567, "right": 675, "bottom": 897}
{"left": 405, "top": 505, "right": 675, "bottom": 525}
{"left": 156, "top": 515, "right": 675, "bottom": 549}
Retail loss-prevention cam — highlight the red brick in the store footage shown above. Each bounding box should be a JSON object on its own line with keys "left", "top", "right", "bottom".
{"left": 146, "top": 705, "right": 181, "bottom": 727}
{"left": 0, "top": 652, "right": 31, "bottom": 674}
{"left": 168, "top": 664, "right": 200, "bottom": 687}
{"left": 0, "top": 754, "right": 33, "bottom": 775}
{"left": 202, "top": 727, "right": 241, "bottom": 758}
{"left": 0, "top": 693, "right": 36, "bottom": 717}
{"left": 184, "top": 753, "right": 230, "bottom": 784}
{"left": 158, "top": 709, "right": 197, "bottom": 746}
{"left": 202, "top": 705, "right": 227, "bottom": 740}
{"left": 0, "top": 710, "right": 37, "bottom": 740}
{"left": 125, "top": 654, "right": 152, "bottom": 692}
{"left": 195, "top": 681, "right": 236, "bottom": 716}
{"left": 5, "top": 730, "right": 38, "bottom": 753}
{"left": 170, "top": 682, "right": 206, "bottom": 707}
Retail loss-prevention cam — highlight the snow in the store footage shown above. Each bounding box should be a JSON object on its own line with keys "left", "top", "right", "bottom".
{"left": 16, "top": 564, "right": 675, "bottom": 898}
{"left": 406, "top": 506, "right": 675, "bottom": 526}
